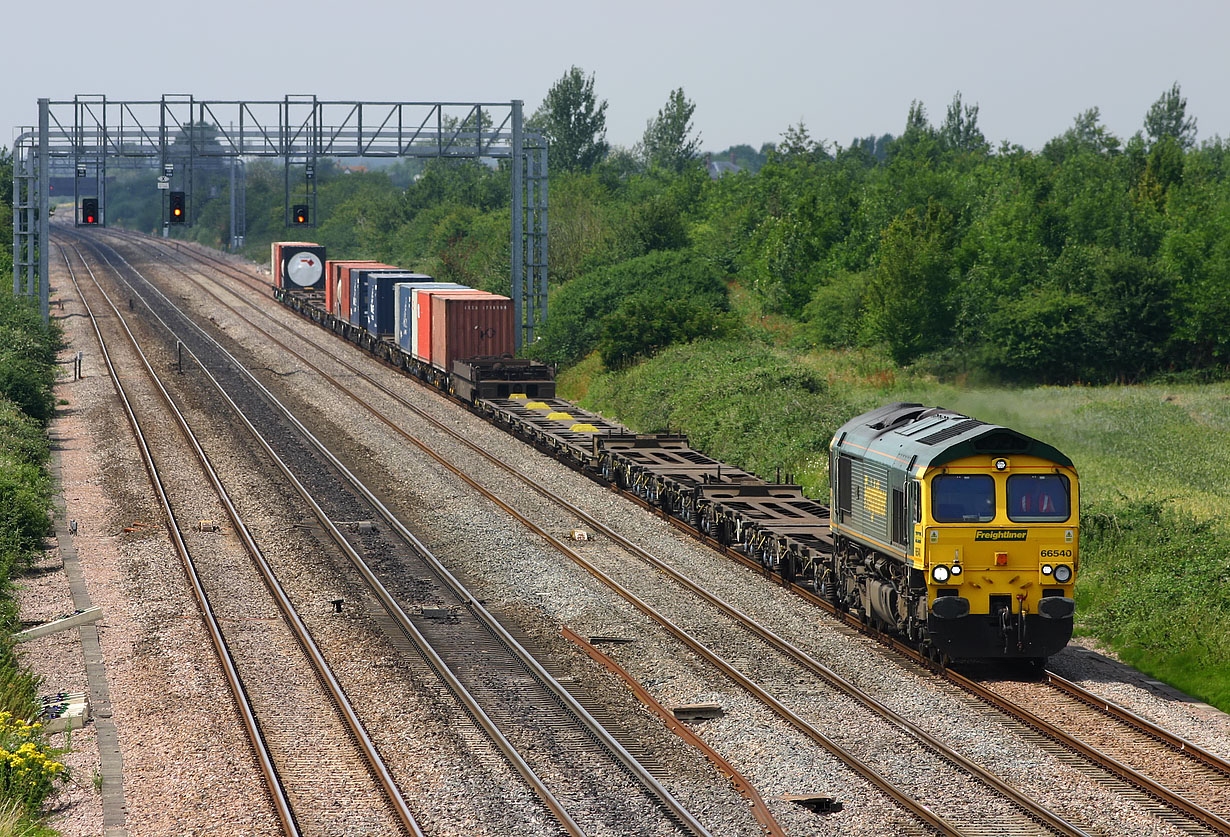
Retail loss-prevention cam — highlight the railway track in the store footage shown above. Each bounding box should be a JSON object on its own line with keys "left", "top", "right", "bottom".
{"left": 958, "top": 670, "right": 1230, "bottom": 836}
{"left": 95, "top": 231, "right": 1127, "bottom": 837}
{"left": 97, "top": 229, "right": 1230, "bottom": 836}
{"left": 56, "top": 240, "right": 420, "bottom": 836}
{"left": 62, "top": 228, "right": 711, "bottom": 837}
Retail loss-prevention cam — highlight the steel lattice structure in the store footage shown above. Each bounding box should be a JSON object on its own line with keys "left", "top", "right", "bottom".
{"left": 13, "top": 95, "right": 547, "bottom": 347}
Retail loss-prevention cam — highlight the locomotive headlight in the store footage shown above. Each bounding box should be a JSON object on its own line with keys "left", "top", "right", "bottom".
{"left": 931, "top": 565, "right": 950, "bottom": 583}
{"left": 950, "top": 564, "right": 962, "bottom": 576}
{"left": 1054, "top": 564, "right": 1073, "bottom": 583}
{"left": 1041, "top": 564, "right": 1053, "bottom": 576}
{"left": 994, "top": 458, "right": 1009, "bottom": 471}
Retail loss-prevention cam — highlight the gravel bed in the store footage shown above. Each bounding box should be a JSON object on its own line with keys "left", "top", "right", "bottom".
{"left": 18, "top": 246, "right": 281, "bottom": 836}
{"left": 94, "top": 234, "right": 700, "bottom": 836}
{"left": 77, "top": 266, "right": 411, "bottom": 836}
{"left": 982, "top": 675, "right": 1229, "bottom": 816}
{"left": 86, "top": 236, "right": 563, "bottom": 836}
{"left": 104, "top": 232, "right": 1230, "bottom": 836}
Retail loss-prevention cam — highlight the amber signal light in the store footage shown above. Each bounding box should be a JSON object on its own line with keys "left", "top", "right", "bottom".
{"left": 169, "top": 191, "right": 186, "bottom": 224}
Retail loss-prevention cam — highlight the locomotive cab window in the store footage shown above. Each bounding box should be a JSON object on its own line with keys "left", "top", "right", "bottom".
{"left": 1007, "top": 474, "right": 1071, "bottom": 522}
{"left": 932, "top": 474, "right": 995, "bottom": 522}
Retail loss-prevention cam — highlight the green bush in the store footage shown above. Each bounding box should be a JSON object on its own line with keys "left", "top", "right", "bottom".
{"left": 802, "top": 270, "right": 869, "bottom": 348}
{"left": 598, "top": 295, "right": 738, "bottom": 369}
{"left": 0, "top": 296, "right": 60, "bottom": 426}
{"left": 982, "top": 286, "right": 1099, "bottom": 382}
{"left": 583, "top": 339, "right": 851, "bottom": 498}
{"left": 0, "top": 713, "right": 67, "bottom": 814}
{"left": 1077, "top": 498, "right": 1230, "bottom": 710}
{"left": 533, "top": 249, "right": 728, "bottom": 367}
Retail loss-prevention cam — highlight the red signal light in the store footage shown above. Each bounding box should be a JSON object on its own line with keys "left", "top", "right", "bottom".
{"left": 82, "top": 198, "right": 99, "bottom": 225}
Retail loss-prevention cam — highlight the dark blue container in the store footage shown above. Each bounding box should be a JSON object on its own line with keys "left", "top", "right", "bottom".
{"left": 350, "top": 268, "right": 409, "bottom": 327}
{"left": 367, "top": 272, "right": 432, "bottom": 336}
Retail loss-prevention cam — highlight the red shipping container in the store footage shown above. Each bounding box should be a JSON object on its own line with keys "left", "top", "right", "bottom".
{"left": 326, "top": 259, "right": 383, "bottom": 318}
{"left": 413, "top": 288, "right": 483, "bottom": 362}
{"left": 429, "top": 292, "right": 514, "bottom": 372}
{"left": 338, "top": 262, "right": 397, "bottom": 322}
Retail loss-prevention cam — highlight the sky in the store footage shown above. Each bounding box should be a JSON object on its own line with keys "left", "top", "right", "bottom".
{"left": 6, "top": 0, "right": 1230, "bottom": 156}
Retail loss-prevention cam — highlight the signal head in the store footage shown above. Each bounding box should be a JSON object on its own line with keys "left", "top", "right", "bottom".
{"left": 169, "top": 191, "right": 186, "bottom": 224}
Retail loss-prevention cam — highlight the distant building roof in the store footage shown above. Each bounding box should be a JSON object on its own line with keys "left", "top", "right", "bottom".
{"left": 705, "top": 159, "right": 741, "bottom": 179}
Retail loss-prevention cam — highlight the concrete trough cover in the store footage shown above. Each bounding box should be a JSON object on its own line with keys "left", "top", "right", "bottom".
{"left": 784, "top": 794, "right": 843, "bottom": 814}
{"left": 671, "top": 702, "right": 724, "bottom": 721}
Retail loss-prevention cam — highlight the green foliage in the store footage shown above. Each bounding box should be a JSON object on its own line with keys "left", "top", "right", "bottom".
{"left": 0, "top": 149, "right": 12, "bottom": 280}
{"left": 0, "top": 295, "right": 61, "bottom": 426}
{"left": 0, "top": 713, "right": 68, "bottom": 814}
{"left": 981, "top": 287, "right": 1097, "bottom": 382}
{"left": 598, "top": 295, "right": 738, "bottom": 369}
{"left": 1077, "top": 498, "right": 1230, "bottom": 710}
{"left": 528, "top": 66, "right": 610, "bottom": 172}
{"left": 580, "top": 339, "right": 852, "bottom": 498}
{"left": 628, "top": 194, "right": 688, "bottom": 253}
{"left": 533, "top": 250, "right": 727, "bottom": 367}
{"left": 1144, "top": 82, "right": 1197, "bottom": 149}
{"left": 939, "top": 92, "right": 988, "bottom": 153}
{"left": 803, "top": 270, "right": 869, "bottom": 348}
{"left": 643, "top": 88, "right": 702, "bottom": 174}
{"left": 865, "top": 206, "right": 954, "bottom": 364}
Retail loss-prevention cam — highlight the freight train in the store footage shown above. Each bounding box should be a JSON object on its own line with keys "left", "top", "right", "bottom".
{"left": 270, "top": 242, "right": 1078, "bottom": 663}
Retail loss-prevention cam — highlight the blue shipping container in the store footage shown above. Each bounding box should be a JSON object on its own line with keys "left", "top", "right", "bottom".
{"left": 350, "top": 268, "right": 411, "bottom": 327}
{"left": 365, "top": 272, "right": 430, "bottom": 336}
{"left": 395, "top": 281, "right": 466, "bottom": 351}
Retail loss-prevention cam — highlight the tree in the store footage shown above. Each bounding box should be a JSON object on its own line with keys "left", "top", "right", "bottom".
{"left": 1144, "top": 82, "right": 1197, "bottom": 149}
{"left": 643, "top": 88, "right": 702, "bottom": 173}
{"left": 865, "top": 205, "right": 954, "bottom": 364}
{"left": 528, "top": 66, "right": 609, "bottom": 172}
{"left": 939, "top": 92, "right": 987, "bottom": 153}
{"left": 774, "top": 120, "right": 828, "bottom": 163}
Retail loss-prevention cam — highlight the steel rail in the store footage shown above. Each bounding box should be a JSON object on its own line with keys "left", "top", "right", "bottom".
{"left": 108, "top": 235, "right": 1076, "bottom": 837}
{"left": 943, "top": 670, "right": 1230, "bottom": 835}
{"left": 54, "top": 242, "right": 301, "bottom": 837}
{"left": 71, "top": 230, "right": 704, "bottom": 837}
{"left": 1043, "top": 672, "right": 1230, "bottom": 777}
{"left": 66, "top": 239, "right": 431, "bottom": 836}
{"left": 120, "top": 228, "right": 1230, "bottom": 835}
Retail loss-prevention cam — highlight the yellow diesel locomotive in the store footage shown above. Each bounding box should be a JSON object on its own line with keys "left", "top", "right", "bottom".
{"left": 828, "top": 403, "right": 1078, "bottom": 662}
